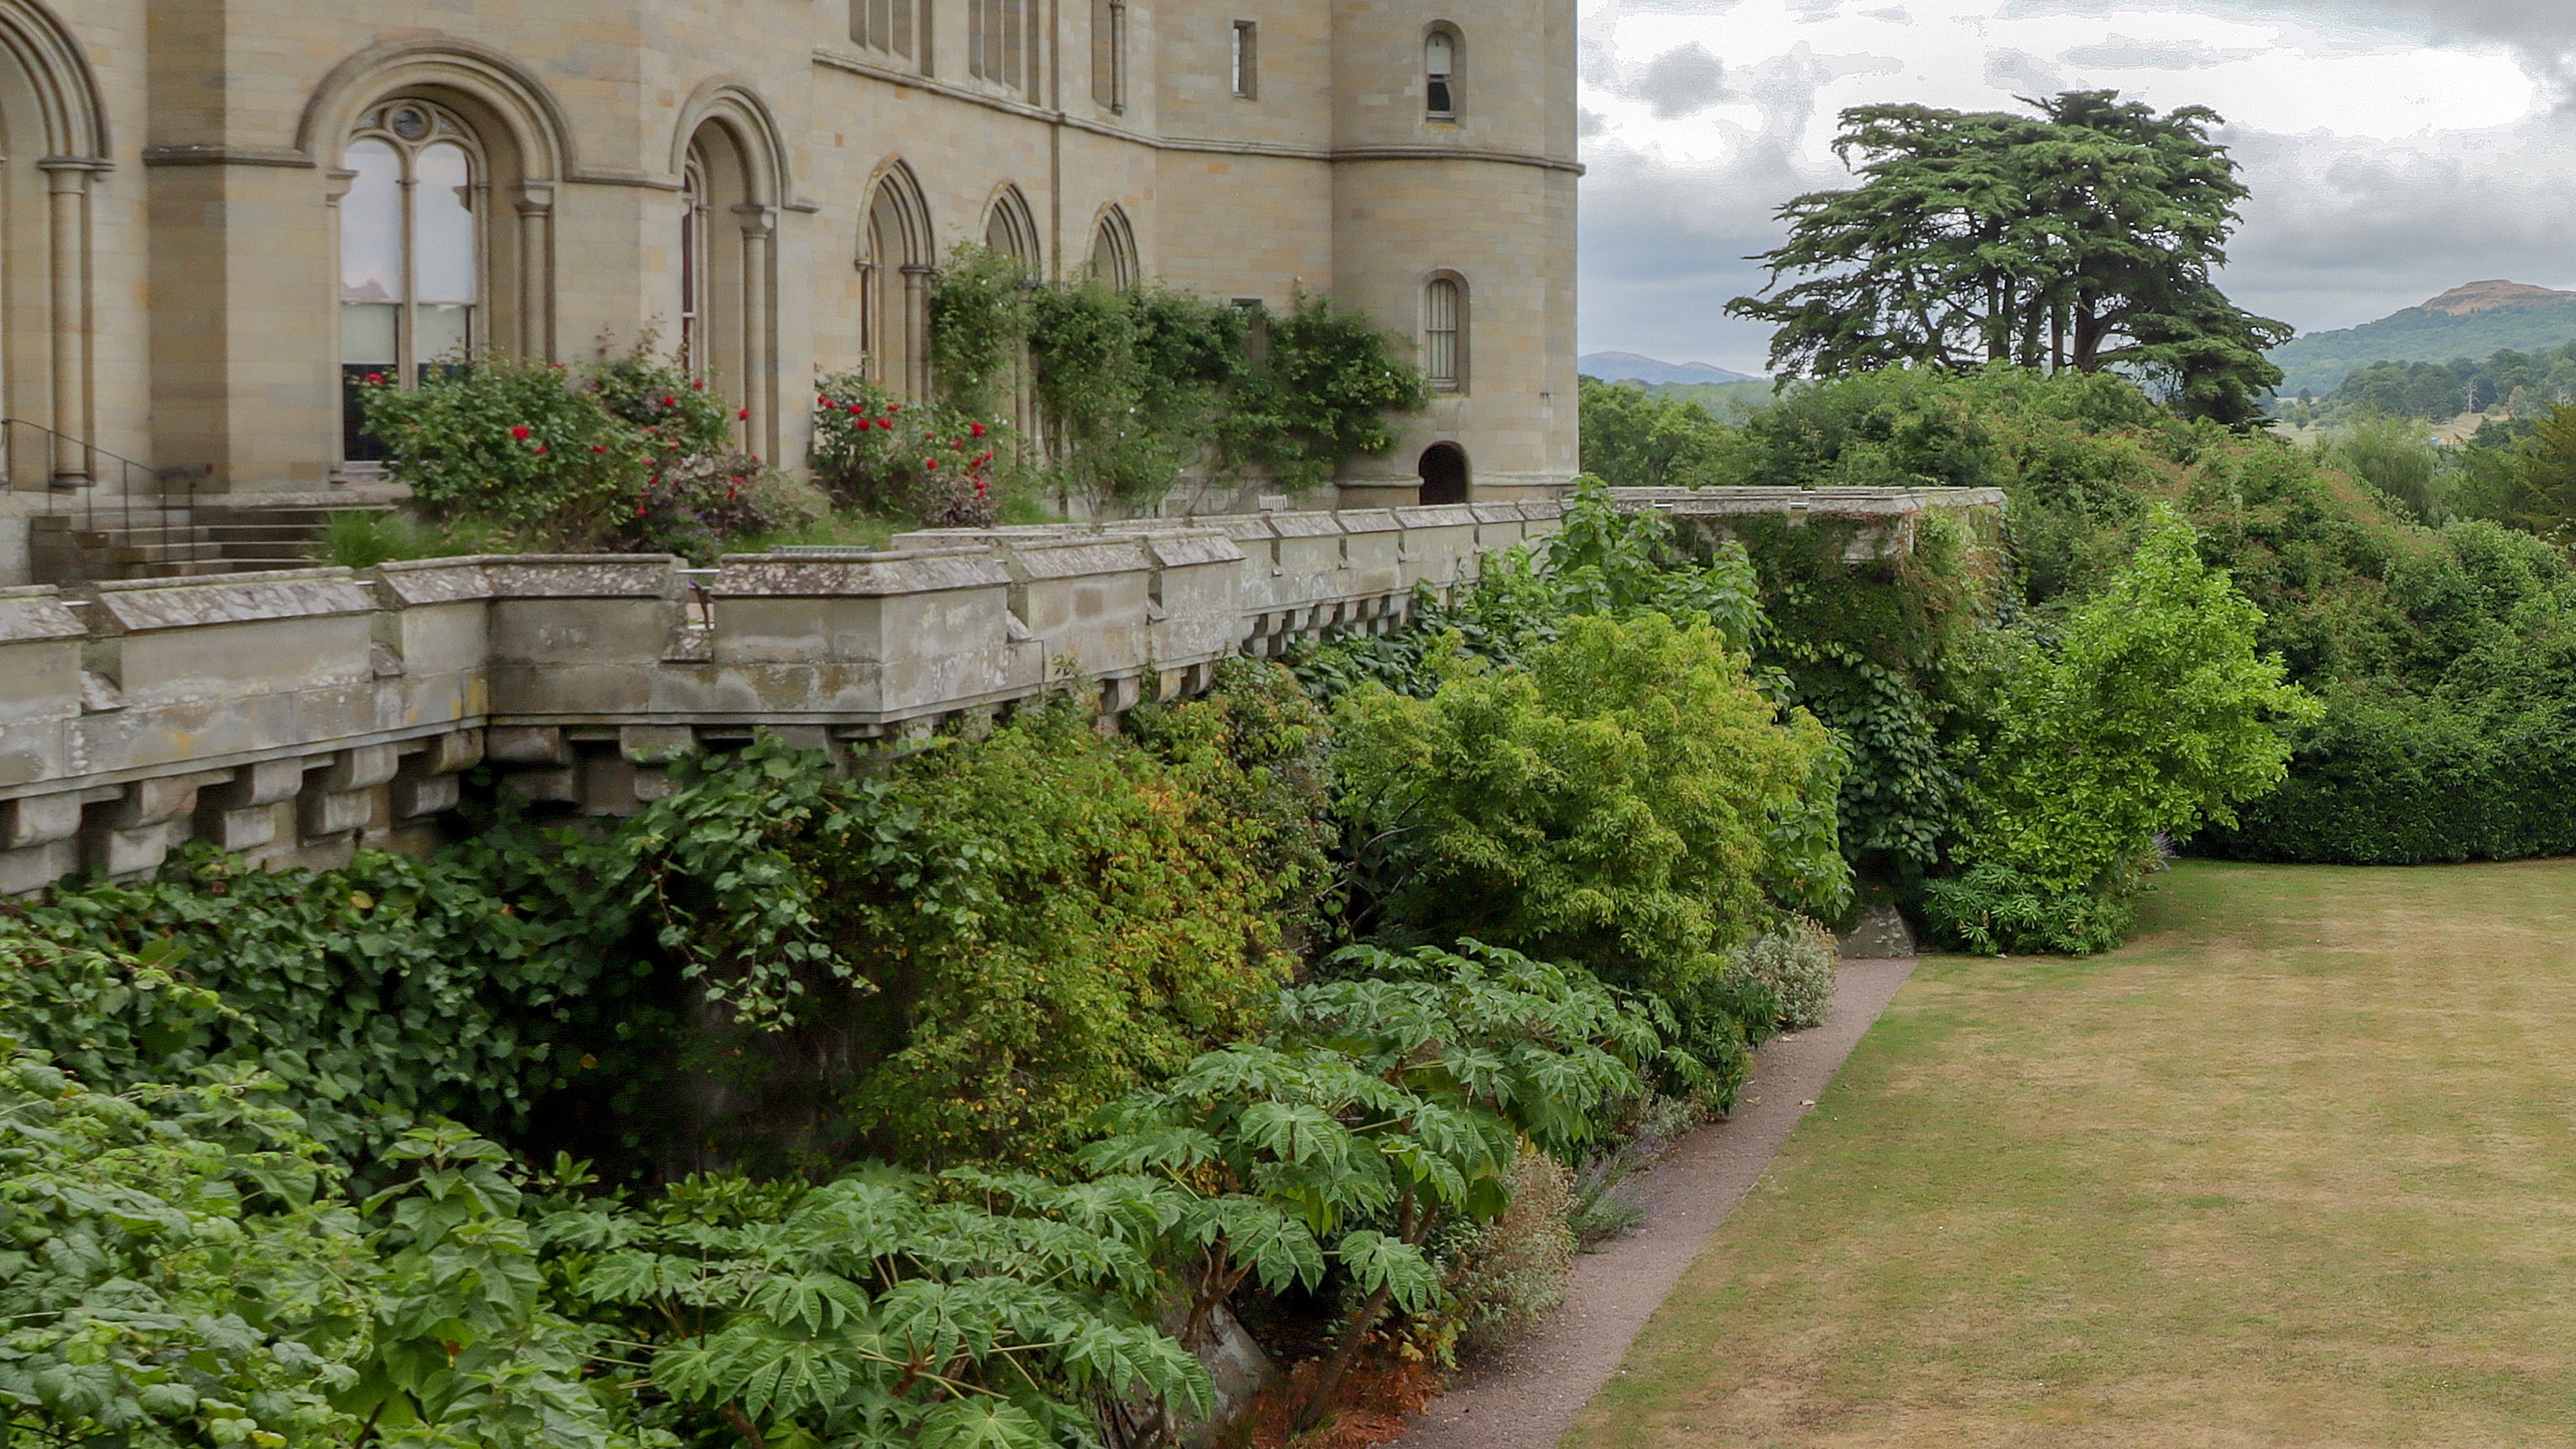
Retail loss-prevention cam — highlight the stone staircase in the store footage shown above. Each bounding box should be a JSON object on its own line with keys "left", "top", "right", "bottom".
{"left": 30, "top": 498, "right": 391, "bottom": 582}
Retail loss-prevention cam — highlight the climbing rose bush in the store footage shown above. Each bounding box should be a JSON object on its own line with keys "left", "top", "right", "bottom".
{"left": 362, "top": 347, "right": 817, "bottom": 559}
{"left": 811, "top": 370, "right": 1006, "bottom": 527}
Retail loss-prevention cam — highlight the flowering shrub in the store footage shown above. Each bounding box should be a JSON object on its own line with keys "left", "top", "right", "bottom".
{"left": 1730, "top": 916, "right": 1838, "bottom": 1029}
{"left": 812, "top": 370, "right": 1005, "bottom": 527}
{"left": 362, "top": 345, "right": 816, "bottom": 559}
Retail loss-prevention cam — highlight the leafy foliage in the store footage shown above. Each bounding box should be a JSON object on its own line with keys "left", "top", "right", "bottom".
{"left": 810, "top": 370, "right": 1008, "bottom": 527}
{"left": 1085, "top": 941, "right": 1662, "bottom": 1431}
{"left": 1574, "top": 378, "right": 1748, "bottom": 489}
{"left": 555, "top": 1166, "right": 1209, "bottom": 1449}
{"left": 1333, "top": 610, "right": 1848, "bottom": 1034}
{"left": 1729, "top": 91, "right": 2290, "bottom": 423}
{"left": 363, "top": 345, "right": 816, "bottom": 561}
{"left": 1, "top": 851, "right": 605, "bottom": 1167}
{"left": 1729, "top": 920, "right": 1838, "bottom": 1031}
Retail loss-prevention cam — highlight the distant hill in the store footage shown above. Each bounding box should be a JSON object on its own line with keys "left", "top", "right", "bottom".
{"left": 1577, "top": 351, "right": 1759, "bottom": 386}
{"left": 2271, "top": 281, "right": 2576, "bottom": 398}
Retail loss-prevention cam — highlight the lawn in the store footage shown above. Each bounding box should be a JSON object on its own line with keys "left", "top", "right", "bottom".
{"left": 1570, "top": 858, "right": 2576, "bottom": 1446}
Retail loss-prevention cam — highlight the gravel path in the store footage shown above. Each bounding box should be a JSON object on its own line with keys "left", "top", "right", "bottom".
{"left": 1392, "top": 955, "right": 1920, "bottom": 1449}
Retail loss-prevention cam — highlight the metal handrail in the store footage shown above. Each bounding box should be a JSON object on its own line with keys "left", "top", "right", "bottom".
{"left": 3, "top": 418, "right": 206, "bottom": 576}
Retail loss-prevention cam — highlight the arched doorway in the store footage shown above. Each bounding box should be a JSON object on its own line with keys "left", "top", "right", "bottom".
{"left": 1417, "top": 441, "right": 1468, "bottom": 505}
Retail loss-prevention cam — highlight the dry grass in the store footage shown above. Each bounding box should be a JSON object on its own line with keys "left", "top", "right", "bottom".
{"left": 1570, "top": 859, "right": 2576, "bottom": 1446}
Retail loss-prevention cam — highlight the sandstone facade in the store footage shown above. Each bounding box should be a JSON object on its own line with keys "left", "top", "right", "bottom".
{"left": 0, "top": 0, "right": 1580, "bottom": 580}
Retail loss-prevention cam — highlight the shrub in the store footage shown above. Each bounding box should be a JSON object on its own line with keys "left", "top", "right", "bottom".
{"left": 810, "top": 369, "right": 1007, "bottom": 525}
{"left": 1919, "top": 859, "right": 2140, "bottom": 956}
{"left": 364, "top": 344, "right": 819, "bottom": 559}
{"left": 1334, "top": 610, "right": 1849, "bottom": 1004}
{"left": 360, "top": 358, "right": 633, "bottom": 539}
{"left": 1442, "top": 1150, "right": 1578, "bottom": 1360}
{"left": 1732, "top": 918, "right": 1838, "bottom": 1029}
{"left": 1958, "top": 504, "right": 2319, "bottom": 896}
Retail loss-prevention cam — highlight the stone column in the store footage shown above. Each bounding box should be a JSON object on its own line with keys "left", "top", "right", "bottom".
{"left": 734, "top": 203, "right": 777, "bottom": 459}
{"left": 515, "top": 182, "right": 556, "bottom": 362}
{"left": 40, "top": 161, "right": 95, "bottom": 483}
{"left": 902, "top": 264, "right": 934, "bottom": 401}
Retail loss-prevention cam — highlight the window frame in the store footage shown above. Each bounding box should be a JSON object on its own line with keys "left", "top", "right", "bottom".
{"left": 1231, "top": 21, "right": 1259, "bottom": 100}
{"left": 850, "top": 0, "right": 922, "bottom": 66}
{"left": 337, "top": 98, "right": 489, "bottom": 464}
{"left": 1424, "top": 25, "right": 1460, "bottom": 120}
{"left": 972, "top": 0, "right": 1044, "bottom": 95}
{"left": 1422, "top": 272, "right": 1466, "bottom": 394}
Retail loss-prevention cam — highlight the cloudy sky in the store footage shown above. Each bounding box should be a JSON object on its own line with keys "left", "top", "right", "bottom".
{"left": 1576, "top": 0, "right": 2576, "bottom": 373}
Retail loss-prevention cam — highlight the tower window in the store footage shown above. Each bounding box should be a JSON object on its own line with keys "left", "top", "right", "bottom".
{"left": 1232, "top": 21, "right": 1258, "bottom": 99}
{"left": 1424, "top": 275, "right": 1464, "bottom": 392}
{"left": 1426, "top": 31, "right": 1457, "bottom": 117}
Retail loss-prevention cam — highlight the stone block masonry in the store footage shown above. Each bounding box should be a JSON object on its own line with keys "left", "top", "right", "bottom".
{"left": 0, "top": 500, "right": 1563, "bottom": 894}
{"left": 0, "top": 486, "right": 2003, "bottom": 896}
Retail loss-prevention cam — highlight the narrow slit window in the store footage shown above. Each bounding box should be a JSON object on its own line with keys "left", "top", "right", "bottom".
{"left": 1426, "top": 32, "right": 1456, "bottom": 116}
{"left": 1093, "top": 0, "right": 1128, "bottom": 110}
{"left": 1232, "top": 21, "right": 1258, "bottom": 99}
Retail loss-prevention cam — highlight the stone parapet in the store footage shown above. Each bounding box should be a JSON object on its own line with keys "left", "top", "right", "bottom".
{"left": 0, "top": 488, "right": 2000, "bottom": 894}
{"left": 0, "top": 501, "right": 1570, "bottom": 892}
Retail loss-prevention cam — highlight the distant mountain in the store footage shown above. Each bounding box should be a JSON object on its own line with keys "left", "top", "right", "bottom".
{"left": 2271, "top": 282, "right": 2576, "bottom": 398}
{"left": 1578, "top": 352, "right": 1760, "bottom": 386}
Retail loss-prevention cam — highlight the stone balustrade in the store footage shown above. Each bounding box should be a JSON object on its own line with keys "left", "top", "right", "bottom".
{"left": 0, "top": 486, "right": 2008, "bottom": 896}
{"left": 0, "top": 500, "right": 1564, "bottom": 894}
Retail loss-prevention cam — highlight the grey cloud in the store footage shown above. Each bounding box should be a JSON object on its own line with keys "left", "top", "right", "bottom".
{"left": 1631, "top": 42, "right": 1731, "bottom": 118}
{"left": 2061, "top": 36, "right": 2263, "bottom": 69}
{"left": 1861, "top": 5, "right": 1911, "bottom": 21}
{"left": 1983, "top": 48, "right": 2068, "bottom": 96}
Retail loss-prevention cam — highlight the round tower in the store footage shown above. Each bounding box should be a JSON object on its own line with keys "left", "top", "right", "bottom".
{"left": 1328, "top": 0, "right": 1579, "bottom": 506}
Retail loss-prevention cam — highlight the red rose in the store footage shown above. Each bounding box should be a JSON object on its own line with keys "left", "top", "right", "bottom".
{"left": 661, "top": 395, "right": 677, "bottom": 407}
{"left": 924, "top": 458, "right": 939, "bottom": 471}
{"left": 878, "top": 418, "right": 894, "bottom": 431}
{"left": 819, "top": 394, "right": 833, "bottom": 407}
{"left": 737, "top": 407, "right": 751, "bottom": 421}
{"left": 635, "top": 504, "right": 647, "bottom": 517}
{"left": 533, "top": 444, "right": 548, "bottom": 454}
{"left": 694, "top": 379, "right": 707, "bottom": 390}
{"left": 364, "top": 372, "right": 385, "bottom": 385}
{"left": 971, "top": 422, "right": 986, "bottom": 438}
{"left": 592, "top": 444, "right": 608, "bottom": 453}
{"left": 510, "top": 425, "right": 532, "bottom": 441}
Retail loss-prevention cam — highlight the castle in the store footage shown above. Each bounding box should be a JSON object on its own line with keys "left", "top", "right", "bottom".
{"left": 0, "top": 0, "right": 1580, "bottom": 582}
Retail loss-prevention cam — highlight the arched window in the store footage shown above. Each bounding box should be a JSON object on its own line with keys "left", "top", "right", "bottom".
{"left": 339, "top": 99, "right": 486, "bottom": 462}
{"left": 1422, "top": 274, "right": 1465, "bottom": 392}
{"left": 861, "top": 167, "right": 934, "bottom": 400}
{"left": 1425, "top": 28, "right": 1458, "bottom": 118}
{"left": 1088, "top": 207, "right": 1139, "bottom": 290}
{"left": 983, "top": 186, "right": 1041, "bottom": 266}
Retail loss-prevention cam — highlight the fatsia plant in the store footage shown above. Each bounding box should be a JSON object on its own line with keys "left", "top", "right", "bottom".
{"left": 546, "top": 1167, "right": 1210, "bottom": 1449}
{"left": 1082, "top": 943, "right": 1667, "bottom": 1432}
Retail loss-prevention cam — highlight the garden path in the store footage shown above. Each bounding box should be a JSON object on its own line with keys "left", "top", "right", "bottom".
{"left": 1393, "top": 955, "right": 1919, "bottom": 1449}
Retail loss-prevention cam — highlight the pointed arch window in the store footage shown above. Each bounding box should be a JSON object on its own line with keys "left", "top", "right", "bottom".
{"left": 339, "top": 100, "right": 486, "bottom": 462}
{"left": 1088, "top": 207, "right": 1139, "bottom": 290}
{"left": 862, "top": 169, "right": 934, "bottom": 400}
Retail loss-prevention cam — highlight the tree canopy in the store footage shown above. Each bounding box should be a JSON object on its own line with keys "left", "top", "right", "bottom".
{"left": 1728, "top": 91, "right": 2291, "bottom": 424}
